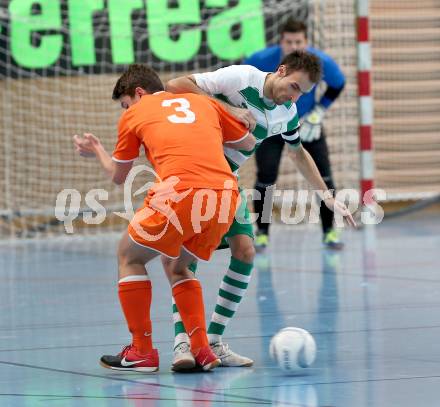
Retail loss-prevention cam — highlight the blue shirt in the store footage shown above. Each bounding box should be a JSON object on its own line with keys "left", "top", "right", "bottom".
{"left": 244, "top": 45, "right": 345, "bottom": 118}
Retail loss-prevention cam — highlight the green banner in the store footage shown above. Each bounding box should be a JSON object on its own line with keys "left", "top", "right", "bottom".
{"left": 7, "top": 0, "right": 266, "bottom": 70}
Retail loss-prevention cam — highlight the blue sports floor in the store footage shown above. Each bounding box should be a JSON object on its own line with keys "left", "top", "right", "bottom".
{"left": 1, "top": 215, "right": 440, "bottom": 406}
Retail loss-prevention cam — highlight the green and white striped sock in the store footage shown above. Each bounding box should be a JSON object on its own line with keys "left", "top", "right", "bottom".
{"left": 172, "top": 261, "right": 197, "bottom": 348}
{"left": 207, "top": 256, "right": 253, "bottom": 344}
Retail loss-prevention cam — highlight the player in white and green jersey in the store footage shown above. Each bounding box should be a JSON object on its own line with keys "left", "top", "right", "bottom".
{"left": 194, "top": 63, "right": 303, "bottom": 175}
{"left": 165, "top": 50, "right": 356, "bottom": 370}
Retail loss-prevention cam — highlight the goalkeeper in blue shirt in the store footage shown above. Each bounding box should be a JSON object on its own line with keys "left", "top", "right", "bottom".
{"left": 245, "top": 18, "right": 346, "bottom": 250}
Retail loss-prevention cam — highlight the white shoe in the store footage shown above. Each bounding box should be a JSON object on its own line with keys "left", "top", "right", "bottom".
{"left": 171, "top": 342, "right": 195, "bottom": 371}
{"left": 210, "top": 342, "right": 254, "bottom": 367}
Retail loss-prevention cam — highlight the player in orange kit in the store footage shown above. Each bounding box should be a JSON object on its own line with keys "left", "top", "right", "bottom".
{"left": 73, "top": 64, "right": 255, "bottom": 372}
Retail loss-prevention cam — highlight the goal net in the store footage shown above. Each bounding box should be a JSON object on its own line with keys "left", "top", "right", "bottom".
{"left": 370, "top": 0, "right": 440, "bottom": 201}
{"left": 4, "top": 0, "right": 436, "bottom": 239}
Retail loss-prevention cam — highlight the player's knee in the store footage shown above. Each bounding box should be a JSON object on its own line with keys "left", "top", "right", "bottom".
{"left": 231, "top": 241, "right": 255, "bottom": 264}
{"left": 161, "top": 255, "right": 173, "bottom": 270}
{"left": 168, "top": 266, "right": 195, "bottom": 286}
{"left": 117, "top": 240, "right": 142, "bottom": 268}
{"left": 242, "top": 245, "right": 256, "bottom": 264}
{"left": 117, "top": 239, "right": 130, "bottom": 266}
{"left": 117, "top": 248, "right": 132, "bottom": 268}
{"left": 161, "top": 256, "right": 191, "bottom": 278}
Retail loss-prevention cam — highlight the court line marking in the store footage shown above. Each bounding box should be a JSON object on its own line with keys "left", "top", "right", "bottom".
{"left": 0, "top": 393, "right": 273, "bottom": 405}
{"left": 0, "top": 360, "right": 300, "bottom": 407}
{"left": 0, "top": 308, "right": 439, "bottom": 357}
{"left": 267, "top": 263, "right": 440, "bottom": 284}
{"left": 3, "top": 322, "right": 440, "bottom": 354}
{"left": 2, "top": 300, "right": 440, "bottom": 333}
{"left": 223, "top": 373, "right": 440, "bottom": 390}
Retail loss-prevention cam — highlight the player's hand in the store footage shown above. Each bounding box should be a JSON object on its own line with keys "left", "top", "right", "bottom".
{"left": 324, "top": 197, "right": 357, "bottom": 228}
{"left": 299, "top": 105, "right": 325, "bottom": 143}
{"left": 73, "top": 133, "right": 102, "bottom": 158}
{"left": 228, "top": 106, "right": 256, "bottom": 131}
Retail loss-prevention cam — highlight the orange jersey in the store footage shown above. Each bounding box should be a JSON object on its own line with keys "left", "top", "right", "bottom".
{"left": 112, "top": 91, "right": 248, "bottom": 191}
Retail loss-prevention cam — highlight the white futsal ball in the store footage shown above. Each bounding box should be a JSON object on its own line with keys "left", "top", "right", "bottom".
{"left": 269, "top": 327, "right": 316, "bottom": 373}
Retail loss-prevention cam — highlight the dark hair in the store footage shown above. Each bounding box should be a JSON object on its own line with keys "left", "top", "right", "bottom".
{"left": 280, "top": 18, "right": 307, "bottom": 39}
{"left": 112, "top": 64, "right": 164, "bottom": 100}
{"left": 280, "top": 50, "right": 322, "bottom": 84}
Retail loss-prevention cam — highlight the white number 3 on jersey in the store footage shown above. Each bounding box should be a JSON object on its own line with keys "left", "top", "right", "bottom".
{"left": 162, "top": 98, "right": 196, "bottom": 124}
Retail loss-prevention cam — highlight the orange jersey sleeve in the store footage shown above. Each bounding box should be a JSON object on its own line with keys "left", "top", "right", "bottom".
{"left": 112, "top": 112, "right": 141, "bottom": 162}
{"left": 207, "top": 99, "right": 249, "bottom": 144}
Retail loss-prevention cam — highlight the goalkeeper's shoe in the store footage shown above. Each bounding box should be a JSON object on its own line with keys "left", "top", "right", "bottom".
{"left": 254, "top": 232, "right": 269, "bottom": 252}
{"left": 323, "top": 229, "right": 344, "bottom": 251}
{"left": 100, "top": 344, "right": 159, "bottom": 372}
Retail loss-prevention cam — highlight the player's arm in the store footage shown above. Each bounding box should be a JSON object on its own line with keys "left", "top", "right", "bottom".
{"left": 224, "top": 133, "right": 256, "bottom": 151}
{"left": 73, "top": 133, "right": 133, "bottom": 185}
{"left": 271, "top": 120, "right": 326, "bottom": 192}
{"left": 300, "top": 52, "right": 346, "bottom": 143}
{"left": 284, "top": 138, "right": 356, "bottom": 227}
{"left": 208, "top": 98, "right": 256, "bottom": 152}
{"left": 166, "top": 75, "right": 207, "bottom": 97}
{"left": 287, "top": 142, "right": 328, "bottom": 191}
{"left": 166, "top": 68, "right": 256, "bottom": 131}
{"left": 319, "top": 53, "right": 346, "bottom": 109}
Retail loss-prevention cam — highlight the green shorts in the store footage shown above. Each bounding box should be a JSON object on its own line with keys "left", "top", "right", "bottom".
{"left": 218, "top": 188, "right": 254, "bottom": 250}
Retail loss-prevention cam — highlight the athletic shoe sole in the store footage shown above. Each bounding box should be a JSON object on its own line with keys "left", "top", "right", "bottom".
{"left": 171, "top": 357, "right": 196, "bottom": 372}
{"left": 99, "top": 360, "right": 159, "bottom": 373}
{"left": 202, "top": 358, "right": 221, "bottom": 371}
{"left": 219, "top": 359, "right": 254, "bottom": 367}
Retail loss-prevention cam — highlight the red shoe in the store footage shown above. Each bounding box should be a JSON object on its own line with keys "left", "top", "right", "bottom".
{"left": 193, "top": 346, "right": 221, "bottom": 371}
{"left": 100, "top": 345, "right": 159, "bottom": 372}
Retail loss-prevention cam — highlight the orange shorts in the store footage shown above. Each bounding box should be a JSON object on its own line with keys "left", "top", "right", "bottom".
{"left": 128, "top": 188, "right": 239, "bottom": 261}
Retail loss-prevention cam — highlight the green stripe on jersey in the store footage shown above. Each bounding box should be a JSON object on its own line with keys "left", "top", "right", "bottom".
{"left": 239, "top": 87, "right": 276, "bottom": 112}
{"left": 254, "top": 124, "right": 268, "bottom": 140}
{"left": 214, "top": 93, "right": 233, "bottom": 105}
{"left": 226, "top": 156, "right": 240, "bottom": 173}
{"left": 287, "top": 115, "right": 300, "bottom": 132}
{"left": 224, "top": 146, "right": 255, "bottom": 172}
{"left": 283, "top": 100, "right": 293, "bottom": 109}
